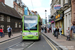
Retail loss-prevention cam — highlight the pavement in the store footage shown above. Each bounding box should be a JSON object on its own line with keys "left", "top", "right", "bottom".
{"left": 42, "top": 32, "right": 75, "bottom": 50}
{"left": 0, "top": 32, "right": 21, "bottom": 43}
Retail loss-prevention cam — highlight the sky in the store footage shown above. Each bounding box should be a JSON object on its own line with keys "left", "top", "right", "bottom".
{"left": 22, "top": 0, "right": 52, "bottom": 19}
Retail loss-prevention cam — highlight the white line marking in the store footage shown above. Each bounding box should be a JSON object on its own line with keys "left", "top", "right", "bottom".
{"left": 0, "top": 37, "right": 21, "bottom": 45}
{"left": 8, "top": 42, "right": 20, "bottom": 48}
{"left": 27, "top": 42, "right": 35, "bottom": 49}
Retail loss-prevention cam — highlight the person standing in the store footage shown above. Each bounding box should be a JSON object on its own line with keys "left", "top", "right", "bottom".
{"left": 55, "top": 26, "right": 59, "bottom": 39}
{"left": 53, "top": 26, "right": 56, "bottom": 37}
{"left": 59, "top": 26, "right": 62, "bottom": 38}
{"left": 0, "top": 27, "right": 4, "bottom": 38}
{"left": 45, "top": 26, "right": 47, "bottom": 33}
{"left": 70, "top": 21, "right": 75, "bottom": 40}
{"left": 7, "top": 26, "right": 12, "bottom": 38}
{"left": 66, "top": 27, "right": 71, "bottom": 41}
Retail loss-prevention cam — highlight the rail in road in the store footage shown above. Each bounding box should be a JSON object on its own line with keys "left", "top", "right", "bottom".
{"left": 0, "top": 34, "right": 62, "bottom": 50}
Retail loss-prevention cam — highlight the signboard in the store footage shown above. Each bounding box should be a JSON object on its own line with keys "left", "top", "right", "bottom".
{"left": 54, "top": 4, "right": 61, "bottom": 10}
{"left": 55, "top": 14, "right": 60, "bottom": 19}
{"left": 24, "top": 7, "right": 28, "bottom": 15}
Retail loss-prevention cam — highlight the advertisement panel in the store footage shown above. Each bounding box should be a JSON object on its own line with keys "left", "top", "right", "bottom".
{"left": 54, "top": 4, "right": 61, "bottom": 10}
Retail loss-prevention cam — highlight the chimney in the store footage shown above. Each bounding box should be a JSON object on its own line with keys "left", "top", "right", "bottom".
{"left": 0, "top": 0, "right": 5, "bottom": 4}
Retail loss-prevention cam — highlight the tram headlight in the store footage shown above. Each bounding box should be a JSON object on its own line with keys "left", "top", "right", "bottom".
{"left": 34, "top": 33, "right": 38, "bottom": 36}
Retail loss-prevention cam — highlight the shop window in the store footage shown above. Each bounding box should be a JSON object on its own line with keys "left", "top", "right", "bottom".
{"left": 7, "top": 16, "right": 10, "bottom": 22}
{"left": 0, "top": 15, "right": 4, "bottom": 21}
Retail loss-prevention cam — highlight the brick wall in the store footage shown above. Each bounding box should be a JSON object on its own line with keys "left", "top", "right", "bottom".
{"left": 0, "top": 0, "right": 5, "bottom": 3}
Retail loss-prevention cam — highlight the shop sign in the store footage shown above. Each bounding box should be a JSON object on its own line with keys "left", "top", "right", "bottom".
{"left": 55, "top": 14, "right": 60, "bottom": 19}
{"left": 55, "top": 18, "right": 60, "bottom": 21}
{"left": 54, "top": 4, "right": 61, "bottom": 10}
{"left": 49, "top": 22, "right": 51, "bottom": 24}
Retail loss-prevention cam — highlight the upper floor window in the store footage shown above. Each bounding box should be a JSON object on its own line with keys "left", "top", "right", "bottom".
{"left": 14, "top": 4, "right": 16, "bottom": 10}
{"left": 63, "top": 0, "right": 65, "bottom": 5}
{"left": 0, "top": 15, "right": 4, "bottom": 21}
{"left": 14, "top": 0, "right": 17, "bottom": 2}
{"left": 7, "top": 16, "right": 10, "bottom": 22}
{"left": 59, "top": 0, "right": 61, "bottom": 4}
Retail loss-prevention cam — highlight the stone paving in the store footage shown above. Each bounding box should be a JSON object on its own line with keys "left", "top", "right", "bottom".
{"left": 0, "top": 32, "right": 21, "bottom": 42}
{"left": 44, "top": 33, "right": 75, "bottom": 50}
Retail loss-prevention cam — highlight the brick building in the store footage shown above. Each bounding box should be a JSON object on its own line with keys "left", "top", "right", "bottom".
{"left": 0, "top": 2, "right": 22, "bottom": 33}
{"left": 0, "top": 0, "right": 25, "bottom": 17}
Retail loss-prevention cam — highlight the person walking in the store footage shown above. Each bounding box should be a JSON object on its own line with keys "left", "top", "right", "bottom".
{"left": 55, "top": 26, "right": 59, "bottom": 39}
{"left": 59, "top": 26, "right": 62, "bottom": 38}
{"left": 0, "top": 27, "right": 4, "bottom": 38}
{"left": 41, "top": 27, "right": 43, "bottom": 33}
{"left": 70, "top": 21, "right": 75, "bottom": 40}
{"left": 7, "top": 26, "right": 12, "bottom": 38}
{"left": 45, "top": 26, "right": 47, "bottom": 33}
{"left": 66, "top": 27, "right": 71, "bottom": 41}
{"left": 53, "top": 26, "right": 56, "bottom": 37}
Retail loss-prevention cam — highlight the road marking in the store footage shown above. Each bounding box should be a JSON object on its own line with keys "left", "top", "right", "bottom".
{"left": 42, "top": 35, "right": 58, "bottom": 50}
{"left": 0, "top": 36, "right": 21, "bottom": 45}
{"left": 42, "top": 35, "right": 54, "bottom": 50}
{"left": 8, "top": 42, "right": 20, "bottom": 48}
{"left": 27, "top": 42, "right": 35, "bottom": 49}
{"left": 46, "top": 38, "right": 58, "bottom": 50}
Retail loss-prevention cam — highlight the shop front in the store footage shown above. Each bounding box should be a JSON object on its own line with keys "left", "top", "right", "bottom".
{"left": 51, "top": 21, "right": 55, "bottom": 34}
{"left": 55, "top": 14, "right": 64, "bottom": 35}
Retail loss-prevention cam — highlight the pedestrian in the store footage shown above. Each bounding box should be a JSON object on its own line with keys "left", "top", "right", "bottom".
{"left": 0, "top": 27, "right": 4, "bottom": 38}
{"left": 55, "top": 26, "right": 59, "bottom": 39}
{"left": 53, "top": 26, "right": 56, "bottom": 37}
{"left": 45, "top": 26, "right": 47, "bottom": 33}
{"left": 66, "top": 27, "right": 71, "bottom": 41}
{"left": 70, "top": 21, "right": 75, "bottom": 40}
{"left": 7, "top": 26, "right": 12, "bottom": 38}
{"left": 41, "top": 27, "right": 43, "bottom": 33}
{"left": 59, "top": 26, "right": 62, "bottom": 38}
{"left": 47, "top": 28, "right": 49, "bottom": 33}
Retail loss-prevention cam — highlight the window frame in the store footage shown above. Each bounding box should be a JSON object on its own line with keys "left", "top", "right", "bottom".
{"left": 0, "top": 15, "right": 4, "bottom": 21}
{"left": 15, "top": 22, "right": 17, "bottom": 28}
{"left": 7, "top": 16, "right": 10, "bottom": 22}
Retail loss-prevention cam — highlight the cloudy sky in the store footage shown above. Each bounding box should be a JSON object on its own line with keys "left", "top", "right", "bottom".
{"left": 22, "top": 0, "right": 52, "bottom": 19}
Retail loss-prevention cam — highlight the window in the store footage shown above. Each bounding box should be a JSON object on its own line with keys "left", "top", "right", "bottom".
{"left": 19, "top": 25, "right": 21, "bottom": 28}
{"left": 59, "top": 0, "right": 61, "bottom": 4}
{"left": 0, "top": 15, "right": 4, "bottom": 21}
{"left": 7, "top": 16, "right": 10, "bottom": 22}
{"left": 63, "top": 0, "right": 65, "bottom": 5}
{"left": 14, "top": 0, "right": 17, "bottom": 2}
{"left": 15, "top": 22, "right": 17, "bottom": 28}
{"left": 14, "top": 5, "right": 16, "bottom": 10}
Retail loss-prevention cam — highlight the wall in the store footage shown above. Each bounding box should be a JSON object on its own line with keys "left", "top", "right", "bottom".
{"left": 64, "top": 8, "right": 71, "bottom": 35}
{"left": 0, "top": 13, "right": 22, "bottom": 33}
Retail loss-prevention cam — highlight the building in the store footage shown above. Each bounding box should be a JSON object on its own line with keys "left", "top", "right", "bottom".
{"left": 0, "top": 0, "right": 25, "bottom": 17}
{"left": 50, "top": 0, "right": 71, "bottom": 35}
{"left": 0, "top": 2, "right": 22, "bottom": 33}
{"left": 14, "top": 0, "right": 25, "bottom": 17}
{"left": 71, "top": 0, "right": 75, "bottom": 22}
